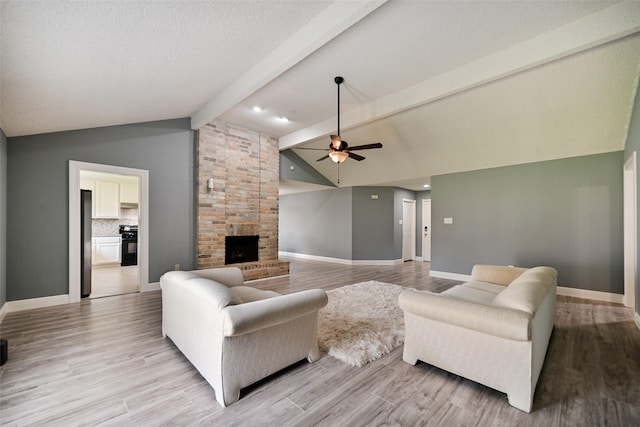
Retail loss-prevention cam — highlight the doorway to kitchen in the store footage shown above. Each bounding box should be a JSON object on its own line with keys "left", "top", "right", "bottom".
{"left": 80, "top": 170, "right": 140, "bottom": 298}
{"left": 69, "top": 161, "right": 149, "bottom": 303}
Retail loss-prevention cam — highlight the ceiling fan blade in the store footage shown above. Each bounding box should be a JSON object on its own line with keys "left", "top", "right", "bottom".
{"left": 316, "top": 154, "right": 330, "bottom": 162}
{"left": 348, "top": 152, "right": 365, "bottom": 161}
{"left": 346, "top": 143, "right": 383, "bottom": 151}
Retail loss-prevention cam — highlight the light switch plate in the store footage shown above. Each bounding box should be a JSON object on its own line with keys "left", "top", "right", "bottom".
{"left": 444, "top": 217, "right": 453, "bottom": 224}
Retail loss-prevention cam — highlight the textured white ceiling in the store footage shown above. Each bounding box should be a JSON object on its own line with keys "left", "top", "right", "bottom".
{"left": 1, "top": 0, "right": 333, "bottom": 135}
{"left": 2, "top": 1, "right": 639, "bottom": 192}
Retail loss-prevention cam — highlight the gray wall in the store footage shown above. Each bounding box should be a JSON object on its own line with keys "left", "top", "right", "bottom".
{"left": 280, "top": 150, "right": 334, "bottom": 186}
{"left": 352, "top": 187, "right": 396, "bottom": 260}
{"left": 431, "top": 151, "right": 624, "bottom": 293}
{"left": 7, "top": 119, "right": 196, "bottom": 301}
{"left": 279, "top": 187, "right": 352, "bottom": 259}
{"left": 1, "top": 128, "right": 6, "bottom": 308}
{"left": 280, "top": 186, "right": 420, "bottom": 261}
{"left": 623, "top": 84, "right": 640, "bottom": 316}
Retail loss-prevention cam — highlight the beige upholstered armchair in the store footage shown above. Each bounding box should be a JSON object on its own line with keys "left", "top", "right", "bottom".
{"left": 160, "top": 267, "right": 328, "bottom": 407}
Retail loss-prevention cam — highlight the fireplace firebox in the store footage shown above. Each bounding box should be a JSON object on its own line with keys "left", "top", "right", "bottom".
{"left": 225, "top": 235, "right": 259, "bottom": 265}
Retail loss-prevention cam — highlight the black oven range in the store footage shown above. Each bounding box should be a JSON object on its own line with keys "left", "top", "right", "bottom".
{"left": 119, "top": 225, "right": 138, "bottom": 266}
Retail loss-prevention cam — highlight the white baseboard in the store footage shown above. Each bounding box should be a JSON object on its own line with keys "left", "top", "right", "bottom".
{"left": 142, "top": 282, "right": 161, "bottom": 292}
{"left": 279, "top": 252, "right": 352, "bottom": 265}
{"left": 0, "top": 302, "right": 8, "bottom": 323}
{"left": 557, "top": 286, "right": 624, "bottom": 304}
{"left": 430, "top": 270, "right": 471, "bottom": 282}
{"left": 278, "top": 251, "right": 402, "bottom": 266}
{"left": 246, "top": 273, "right": 291, "bottom": 283}
{"left": 352, "top": 259, "right": 403, "bottom": 266}
{"left": 0, "top": 284, "right": 161, "bottom": 322}
{"left": 635, "top": 312, "right": 640, "bottom": 331}
{"left": 3, "top": 294, "right": 70, "bottom": 315}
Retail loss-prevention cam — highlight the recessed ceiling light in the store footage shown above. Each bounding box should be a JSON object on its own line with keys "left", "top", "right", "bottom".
{"left": 252, "top": 106, "right": 262, "bottom": 112}
{"left": 423, "top": 184, "right": 430, "bottom": 188}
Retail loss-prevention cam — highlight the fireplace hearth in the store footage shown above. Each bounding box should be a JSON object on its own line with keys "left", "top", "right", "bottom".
{"left": 225, "top": 235, "right": 259, "bottom": 265}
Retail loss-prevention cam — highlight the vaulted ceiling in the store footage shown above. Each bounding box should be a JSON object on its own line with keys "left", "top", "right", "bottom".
{"left": 2, "top": 1, "right": 639, "bottom": 192}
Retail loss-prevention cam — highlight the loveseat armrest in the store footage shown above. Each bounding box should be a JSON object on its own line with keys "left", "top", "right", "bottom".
{"left": 399, "top": 289, "right": 532, "bottom": 341}
{"left": 471, "top": 264, "right": 529, "bottom": 286}
{"left": 222, "top": 289, "right": 328, "bottom": 337}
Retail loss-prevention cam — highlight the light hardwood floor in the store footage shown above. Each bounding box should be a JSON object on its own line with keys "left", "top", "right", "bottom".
{"left": 1, "top": 259, "right": 639, "bottom": 426}
{"left": 90, "top": 265, "right": 139, "bottom": 299}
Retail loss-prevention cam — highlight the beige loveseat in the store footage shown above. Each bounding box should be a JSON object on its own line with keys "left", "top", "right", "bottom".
{"left": 399, "top": 265, "right": 557, "bottom": 412}
{"left": 160, "top": 267, "right": 328, "bottom": 407}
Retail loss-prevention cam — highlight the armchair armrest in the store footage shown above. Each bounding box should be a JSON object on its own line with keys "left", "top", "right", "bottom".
{"left": 399, "top": 289, "right": 532, "bottom": 341}
{"left": 222, "top": 289, "right": 328, "bottom": 337}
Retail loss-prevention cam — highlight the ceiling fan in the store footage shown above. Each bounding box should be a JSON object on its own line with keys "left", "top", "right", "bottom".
{"left": 299, "top": 76, "right": 383, "bottom": 164}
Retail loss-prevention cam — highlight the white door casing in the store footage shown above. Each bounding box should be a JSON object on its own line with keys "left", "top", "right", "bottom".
{"left": 69, "top": 160, "right": 149, "bottom": 303}
{"left": 422, "top": 199, "right": 432, "bottom": 262}
{"left": 623, "top": 152, "right": 637, "bottom": 309}
{"left": 402, "top": 199, "right": 416, "bottom": 262}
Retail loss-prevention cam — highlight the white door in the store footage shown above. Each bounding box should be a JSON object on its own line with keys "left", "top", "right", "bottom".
{"left": 402, "top": 199, "right": 416, "bottom": 261}
{"left": 422, "top": 199, "right": 431, "bottom": 262}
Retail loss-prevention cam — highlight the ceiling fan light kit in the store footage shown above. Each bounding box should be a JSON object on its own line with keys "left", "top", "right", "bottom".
{"left": 329, "top": 151, "right": 348, "bottom": 163}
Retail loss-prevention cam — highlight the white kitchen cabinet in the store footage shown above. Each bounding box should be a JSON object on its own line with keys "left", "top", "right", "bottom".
{"left": 92, "top": 236, "right": 121, "bottom": 265}
{"left": 120, "top": 181, "right": 139, "bottom": 204}
{"left": 94, "top": 181, "right": 120, "bottom": 218}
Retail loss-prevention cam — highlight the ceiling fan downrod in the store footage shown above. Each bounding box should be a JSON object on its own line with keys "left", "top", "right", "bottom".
{"left": 335, "top": 76, "right": 343, "bottom": 138}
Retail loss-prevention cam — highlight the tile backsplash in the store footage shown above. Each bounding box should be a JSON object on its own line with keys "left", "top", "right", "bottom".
{"left": 92, "top": 219, "right": 120, "bottom": 236}
{"left": 120, "top": 207, "right": 139, "bottom": 223}
{"left": 92, "top": 208, "right": 139, "bottom": 236}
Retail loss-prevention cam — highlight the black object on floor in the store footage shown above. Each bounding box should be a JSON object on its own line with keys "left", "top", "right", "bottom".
{"left": 0, "top": 339, "right": 7, "bottom": 365}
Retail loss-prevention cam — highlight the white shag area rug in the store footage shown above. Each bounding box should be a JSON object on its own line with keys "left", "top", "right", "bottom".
{"left": 317, "top": 281, "right": 405, "bottom": 367}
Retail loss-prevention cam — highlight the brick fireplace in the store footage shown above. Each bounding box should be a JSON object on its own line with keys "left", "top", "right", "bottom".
{"left": 197, "top": 120, "right": 289, "bottom": 280}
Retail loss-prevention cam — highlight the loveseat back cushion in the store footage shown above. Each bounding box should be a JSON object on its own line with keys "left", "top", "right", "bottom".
{"left": 491, "top": 280, "right": 548, "bottom": 315}
{"left": 471, "top": 265, "right": 528, "bottom": 286}
{"left": 515, "top": 266, "right": 558, "bottom": 291}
